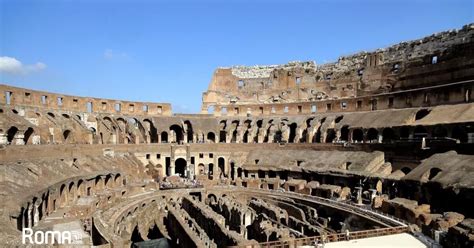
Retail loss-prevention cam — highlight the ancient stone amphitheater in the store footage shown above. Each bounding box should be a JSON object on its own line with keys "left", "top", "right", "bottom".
{"left": 1, "top": 23, "right": 473, "bottom": 248}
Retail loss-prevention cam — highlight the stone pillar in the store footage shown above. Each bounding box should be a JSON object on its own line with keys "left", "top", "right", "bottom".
{"left": 22, "top": 207, "right": 28, "bottom": 229}
{"left": 355, "top": 186, "right": 363, "bottom": 205}
{"left": 0, "top": 133, "right": 7, "bottom": 145}
{"left": 27, "top": 204, "right": 33, "bottom": 228}
{"left": 33, "top": 202, "right": 40, "bottom": 226}
{"left": 14, "top": 133, "right": 25, "bottom": 145}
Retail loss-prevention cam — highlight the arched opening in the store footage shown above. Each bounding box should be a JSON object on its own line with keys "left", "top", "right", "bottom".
{"left": 451, "top": 126, "right": 468, "bottom": 143}
{"left": 63, "top": 130, "right": 72, "bottom": 142}
{"left": 382, "top": 128, "right": 396, "bottom": 143}
{"left": 219, "top": 120, "right": 227, "bottom": 143}
{"left": 143, "top": 119, "right": 158, "bottom": 143}
{"left": 77, "top": 180, "right": 84, "bottom": 196}
{"left": 218, "top": 157, "right": 225, "bottom": 178}
{"left": 131, "top": 225, "right": 144, "bottom": 243}
{"left": 243, "top": 120, "right": 252, "bottom": 143}
{"left": 208, "top": 163, "right": 214, "bottom": 180}
{"left": 325, "top": 129, "right": 336, "bottom": 143}
{"left": 340, "top": 126, "right": 349, "bottom": 141}
{"left": 352, "top": 129, "right": 363, "bottom": 142}
{"left": 207, "top": 105, "right": 215, "bottom": 114}
{"left": 428, "top": 168, "right": 442, "bottom": 181}
{"left": 169, "top": 125, "right": 183, "bottom": 144}
{"left": 207, "top": 132, "right": 216, "bottom": 143}
{"left": 115, "top": 174, "right": 122, "bottom": 185}
{"left": 7, "top": 126, "right": 18, "bottom": 144}
{"left": 415, "top": 109, "right": 431, "bottom": 120}
{"left": 59, "top": 184, "right": 66, "bottom": 206}
{"left": 198, "top": 163, "right": 205, "bottom": 175}
{"left": 367, "top": 128, "right": 379, "bottom": 142}
{"left": 274, "top": 130, "right": 282, "bottom": 143}
{"left": 313, "top": 128, "right": 322, "bottom": 143}
{"left": 414, "top": 126, "right": 428, "bottom": 139}
{"left": 219, "top": 130, "right": 226, "bottom": 143}
{"left": 400, "top": 126, "right": 410, "bottom": 139}
{"left": 104, "top": 174, "right": 112, "bottom": 187}
{"left": 335, "top": 115, "right": 344, "bottom": 123}
{"left": 231, "top": 121, "right": 239, "bottom": 143}
{"left": 184, "top": 120, "right": 193, "bottom": 143}
{"left": 231, "top": 129, "right": 238, "bottom": 143}
{"left": 432, "top": 126, "right": 448, "bottom": 138}
{"left": 255, "top": 120, "right": 263, "bottom": 143}
{"left": 147, "top": 224, "right": 164, "bottom": 240}
{"left": 23, "top": 127, "right": 34, "bottom": 144}
{"left": 288, "top": 123, "right": 297, "bottom": 143}
{"left": 174, "top": 158, "right": 187, "bottom": 178}
{"left": 243, "top": 130, "right": 249, "bottom": 143}
{"left": 237, "top": 168, "right": 243, "bottom": 178}
{"left": 230, "top": 162, "right": 235, "bottom": 180}
{"left": 160, "top": 132, "right": 168, "bottom": 143}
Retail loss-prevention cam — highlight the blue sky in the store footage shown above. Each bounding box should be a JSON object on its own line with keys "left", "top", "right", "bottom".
{"left": 0, "top": 0, "right": 473, "bottom": 113}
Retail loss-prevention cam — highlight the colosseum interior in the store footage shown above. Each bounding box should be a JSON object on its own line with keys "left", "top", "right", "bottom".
{"left": 1, "top": 23, "right": 473, "bottom": 248}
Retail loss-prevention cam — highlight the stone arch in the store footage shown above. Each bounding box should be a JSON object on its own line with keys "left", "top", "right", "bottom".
{"left": 7, "top": 126, "right": 18, "bottom": 144}
{"left": 175, "top": 158, "right": 187, "bottom": 177}
{"left": 230, "top": 161, "right": 236, "bottom": 180}
{"left": 325, "top": 129, "right": 336, "bottom": 143}
{"left": 63, "top": 129, "right": 72, "bottom": 143}
{"left": 288, "top": 123, "right": 297, "bottom": 143}
{"left": 208, "top": 163, "right": 214, "bottom": 180}
{"left": 143, "top": 119, "right": 158, "bottom": 143}
{"left": 400, "top": 126, "right": 410, "bottom": 139}
{"left": 218, "top": 157, "right": 226, "bottom": 178}
{"left": 23, "top": 127, "right": 35, "bottom": 144}
{"left": 340, "top": 125, "right": 350, "bottom": 141}
{"left": 184, "top": 120, "right": 193, "bottom": 143}
{"left": 169, "top": 124, "right": 183, "bottom": 144}
{"left": 59, "top": 184, "right": 67, "bottom": 207}
{"left": 104, "top": 174, "right": 113, "bottom": 187}
{"left": 367, "top": 128, "right": 379, "bottom": 142}
{"left": 160, "top": 131, "right": 168, "bottom": 143}
{"left": 198, "top": 163, "right": 205, "bottom": 175}
{"left": 382, "top": 128, "right": 396, "bottom": 143}
{"left": 352, "top": 128, "right": 364, "bottom": 142}
{"left": 207, "top": 132, "right": 216, "bottom": 143}
{"left": 115, "top": 173, "right": 123, "bottom": 186}
{"left": 77, "top": 179, "right": 85, "bottom": 197}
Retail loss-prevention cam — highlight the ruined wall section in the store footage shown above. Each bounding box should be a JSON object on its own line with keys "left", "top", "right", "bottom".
{"left": 202, "top": 23, "right": 474, "bottom": 113}
{"left": 0, "top": 84, "right": 172, "bottom": 116}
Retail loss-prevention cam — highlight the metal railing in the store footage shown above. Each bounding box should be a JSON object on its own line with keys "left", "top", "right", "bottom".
{"left": 240, "top": 226, "right": 409, "bottom": 248}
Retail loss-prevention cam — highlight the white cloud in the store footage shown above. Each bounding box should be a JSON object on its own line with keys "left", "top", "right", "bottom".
{"left": 103, "top": 49, "right": 128, "bottom": 60}
{"left": 0, "top": 56, "right": 47, "bottom": 75}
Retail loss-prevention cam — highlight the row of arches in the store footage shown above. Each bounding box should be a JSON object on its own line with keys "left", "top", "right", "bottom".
{"left": 16, "top": 173, "right": 124, "bottom": 231}
{"left": 3, "top": 112, "right": 472, "bottom": 145}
